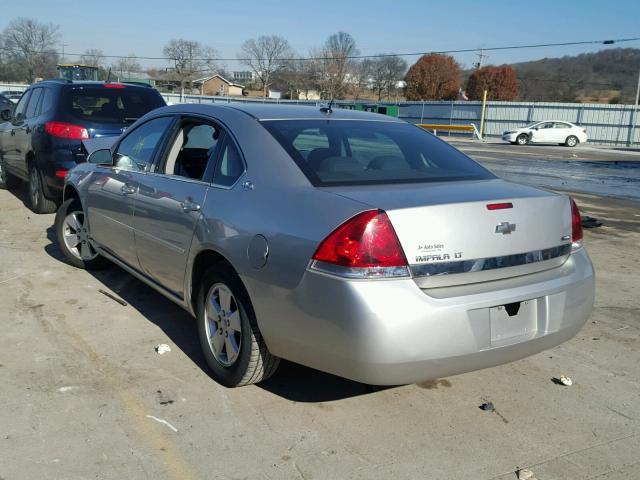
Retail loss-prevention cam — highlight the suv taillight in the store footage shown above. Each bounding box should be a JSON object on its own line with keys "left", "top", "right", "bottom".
{"left": 45, "top": 122, "right": 89, "bottom": 140}
{"left": 310, "top": 210, "right": 409, "bottom": 278}
{"left": 571, "top": 198, "right": 583, "bottom": 248}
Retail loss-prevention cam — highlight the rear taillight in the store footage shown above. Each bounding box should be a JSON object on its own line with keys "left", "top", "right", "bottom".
{"left": 45, "top": 122, "right": 89, "bottom": 140}
{"left": 570, "top": 198, "right": 583, "bottom": 248}
{"left": 55, "top": 169, "right": 68, "bottom": 179}
{"left": 310, "top": 210, "right": 409, "bottom": 279}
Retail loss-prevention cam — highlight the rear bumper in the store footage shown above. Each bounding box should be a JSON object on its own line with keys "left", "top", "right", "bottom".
{"left": 258, "top": 248, "right": 594, "bottom": 385}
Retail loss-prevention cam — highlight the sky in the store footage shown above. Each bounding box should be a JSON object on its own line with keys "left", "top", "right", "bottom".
{"left": 2, "top": 0, "right": 639, "bottom": 71}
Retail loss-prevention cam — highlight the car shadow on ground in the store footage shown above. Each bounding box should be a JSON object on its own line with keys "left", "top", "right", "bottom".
{"left": 2, "top": 181, "right": 35, "bottom": 211}
{"left": 43, "top": 225, "right": 387, "bottom": 402}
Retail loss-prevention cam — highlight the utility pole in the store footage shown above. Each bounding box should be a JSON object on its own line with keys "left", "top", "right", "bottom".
{"left": 475, "top": 49, "right": 488, "bottom": 69}
{"left": 60, "top": 43, "right": 68, "bottom": 63}
{"left": 629, "top": 70, "right": 640, "bottom": 147}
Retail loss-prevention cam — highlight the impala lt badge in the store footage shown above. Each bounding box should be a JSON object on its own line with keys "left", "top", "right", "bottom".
{"left": 495, "top": 222, "right": 516, "bottom": 235}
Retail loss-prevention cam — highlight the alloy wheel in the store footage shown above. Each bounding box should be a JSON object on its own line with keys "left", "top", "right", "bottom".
{"left": 62, "top": 210, "right": 98, "bottom": 261}
{"left": 205, "top": 283, "right": 242, "bottom": 367}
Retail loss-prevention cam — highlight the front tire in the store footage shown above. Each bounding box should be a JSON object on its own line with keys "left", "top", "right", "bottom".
{"left": 29, "top": 166, "right": 57, "bottom": 214}
{"left": 55, "top": 198, "right": 109, "bottom": 269}
{"left": 197, "top": 263, "right": 279, "bottom": 387}
{"left": 565, "top": 135, "right": 578, "bottom": 147}
{"left": 516, "top": 134, "right": 529, "bottom": 145}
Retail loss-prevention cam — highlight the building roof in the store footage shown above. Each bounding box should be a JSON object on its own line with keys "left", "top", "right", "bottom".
{"left": 192, "top": 74, "right": 244, "bottom": 88}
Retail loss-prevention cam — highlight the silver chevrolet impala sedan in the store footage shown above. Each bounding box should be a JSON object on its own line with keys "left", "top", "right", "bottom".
{"left": 55, "top": 103, "right": 595, "bottom": 387}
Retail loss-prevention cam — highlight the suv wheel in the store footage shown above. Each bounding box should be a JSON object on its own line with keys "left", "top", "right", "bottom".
{"left": 55, "top": 198, "right": 109, "bottom": 269}
{"left": 29, "top": 166, "right": 57, "bottom": 214}
{"left": 0, "top": 158, "right": 20, "bottom": 190}
{"left": 197, "top": 263, "right": 279, "bottom": 387}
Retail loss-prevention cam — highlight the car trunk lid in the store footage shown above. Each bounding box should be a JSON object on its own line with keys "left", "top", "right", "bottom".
{"left": 322, "top": 179, "right": 573, "bottom": 288}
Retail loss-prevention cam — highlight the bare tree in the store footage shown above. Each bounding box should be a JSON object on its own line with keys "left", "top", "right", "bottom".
{"left": 317, "top": 32, "right": 359, "bottom": 99}
{"left": 369, "top": 55, "right": 408, "bottom": 100}
{"left": 239, "top": 35, "right": 293, "bottom": 97}
{"left": 1, "top": 17, "right": 60, "bottom": 83}
{"left": 163, "top": 39, "right": 218, "bottom": 92}
{"left": 349, "top": 59, "right": 373, "bottom": 100}
{"left": 80, "top": 48, "right": 105, "bottom": 68}
{"left": 112, "top": 55, "right": 141, "bottom": 78}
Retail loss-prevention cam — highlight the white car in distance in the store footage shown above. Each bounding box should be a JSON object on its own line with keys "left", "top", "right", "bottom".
{"left": 502, "top": 121, "right": 588, "bottom": 147}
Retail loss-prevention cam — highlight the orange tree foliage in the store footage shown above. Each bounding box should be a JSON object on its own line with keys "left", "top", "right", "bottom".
{"left": 404, "top": 54, "right": 461, "bottom": 100}
{"left": 466, "top": 65, "right": 520, "bottom": 101}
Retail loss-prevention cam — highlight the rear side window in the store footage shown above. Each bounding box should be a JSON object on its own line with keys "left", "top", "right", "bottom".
{"left": 64, "top": 86, "right": 165, "bottom": 124}
{"left": 40, "top": 88, "right": 55, "bottom": 115}
{"left": 25, "top": 88, "right": 43, "bottom": 118}
{"left": 213, "top": 138, "right": 244, "bottom": 187}
{"left": 262, "top": 120, "right": 494, "bottom": 186}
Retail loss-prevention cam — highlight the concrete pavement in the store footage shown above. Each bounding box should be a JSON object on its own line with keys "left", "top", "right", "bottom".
{"left": 0, "top": 184, "right": 639, "bottom": 479}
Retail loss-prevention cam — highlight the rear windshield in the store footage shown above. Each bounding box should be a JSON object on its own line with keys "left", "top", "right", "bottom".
{"left": 64, "top": 86, "right": 165, "bottom": 124}
{"left": 262, "top": 120, "right": 494, "bottom": 186}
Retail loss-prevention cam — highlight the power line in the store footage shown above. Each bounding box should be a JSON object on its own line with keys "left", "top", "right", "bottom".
{"left": 0, "top": 36, "right": 639, "bottom": 62}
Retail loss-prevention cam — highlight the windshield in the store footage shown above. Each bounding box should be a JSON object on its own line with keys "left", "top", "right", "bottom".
{"left": 262, "top": 119, "right": 495, "bottom": 186}
{"left": 64, "top": 86, "right": 165, "bottom": 124}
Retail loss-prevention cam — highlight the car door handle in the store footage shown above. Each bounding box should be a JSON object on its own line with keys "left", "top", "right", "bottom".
{"left": 180, "top": 199, "right": 201, "bottom": 212}
{"left": 121, "top": 183, "right": 136, "bottom": 195}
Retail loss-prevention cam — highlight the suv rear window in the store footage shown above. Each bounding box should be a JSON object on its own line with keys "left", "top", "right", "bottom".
{"left": 262, "top": 120, "right": 494, "bottom": 186}
{"left": 64, "top": 86, "right": 165, "bottom": 124}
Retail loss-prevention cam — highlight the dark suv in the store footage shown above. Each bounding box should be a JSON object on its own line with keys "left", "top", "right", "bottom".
{"left": 0, "top": 80, "right": 165, "bottom": 213}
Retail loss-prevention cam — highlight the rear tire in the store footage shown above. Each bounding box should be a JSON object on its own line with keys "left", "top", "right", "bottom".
{"left": 0, "top": 158, "right": 20, "bottom": 190}
{"left": 55, "top": 198, "right": 109, "bottom": 269}
{"left": 565, "top": 135, "right": 578, "bottom": 147}
{"left": 29, "top": 166, "right": 57, "bottom": 214}
{"left": 197, "top": 263, "right": 279, "bottom": 387}
{"left": 516, "top": 134, "right": 529, "bottom": 145}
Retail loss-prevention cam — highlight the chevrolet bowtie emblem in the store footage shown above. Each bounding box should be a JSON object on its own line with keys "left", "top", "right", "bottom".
{"left": 495, "top": 222, "right": 516, "bottom": 235}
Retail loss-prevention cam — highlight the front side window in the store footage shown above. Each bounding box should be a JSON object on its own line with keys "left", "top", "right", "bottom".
{"left": 262, "top": 120, "right": 494, "bottom": 186}
{"left": 12, "top": 90, "right": 31, "bottom": 121}
{"left": 113, "top": 116, "right": 174, "bottom": 171}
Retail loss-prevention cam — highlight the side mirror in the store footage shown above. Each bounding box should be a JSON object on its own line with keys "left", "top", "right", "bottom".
{"left": 0, "top": 109, "right": 11, "bottom": 122}
{"left": 87, "top": 148, "right": 113, "bottom": 165}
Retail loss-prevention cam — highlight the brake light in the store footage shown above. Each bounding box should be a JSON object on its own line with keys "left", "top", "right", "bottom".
{"left": 570, "top": 198, "right": 583, "bottom": 248}
{"left": 55, "top": 169, "right": 68, "bottom": 178}
{"left": 487, "top": 202, "right": 513, "bottom": 210}
{"left": 311, "top": 210, "right": 409, "bottom": 278}
{"left": 104, "top": 83, "right": 126, "bottom": 89}
{"left": 45, "top": 122, "right": 89, "bottom": 140}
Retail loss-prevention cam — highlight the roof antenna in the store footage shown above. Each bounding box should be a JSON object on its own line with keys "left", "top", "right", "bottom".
{"left": 106, "top": 67, "right": 112, "bottom": 83}
{"left": 320, "top": 98, "right": 334, "bottom": 114}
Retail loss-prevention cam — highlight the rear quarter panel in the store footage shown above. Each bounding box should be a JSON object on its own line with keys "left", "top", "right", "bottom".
{"left": 184, "top": 108, "right": 370, "bottom": 342}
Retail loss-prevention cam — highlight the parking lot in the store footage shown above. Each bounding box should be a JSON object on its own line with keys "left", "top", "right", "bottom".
{"left": 1, "top": 144, "right": 639, "bottom": 480}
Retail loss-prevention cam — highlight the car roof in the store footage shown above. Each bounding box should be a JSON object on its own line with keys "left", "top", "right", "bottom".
{"left": 530, "top": 120, "right": 576, "bottom": 124}
{"left": 158, "top": 102, "right": 405, "bottom": 122}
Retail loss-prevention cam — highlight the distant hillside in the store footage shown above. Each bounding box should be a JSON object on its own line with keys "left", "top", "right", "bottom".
{"left": 510, "top": 48, "right": 640, "bottom": 104}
